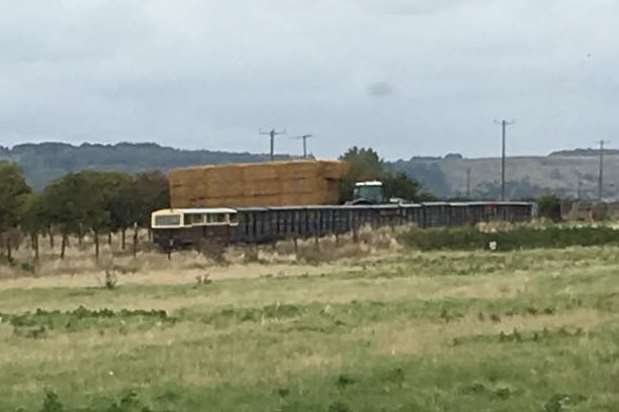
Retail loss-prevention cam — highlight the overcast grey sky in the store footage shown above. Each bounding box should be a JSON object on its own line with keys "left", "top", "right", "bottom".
{"left": 0, "top": 0, "right": 617, "bottom": 160}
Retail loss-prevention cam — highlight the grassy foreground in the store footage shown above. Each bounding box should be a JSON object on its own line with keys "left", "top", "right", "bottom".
{"left": 0, "top": 246, "right": 618, "bottom": 411}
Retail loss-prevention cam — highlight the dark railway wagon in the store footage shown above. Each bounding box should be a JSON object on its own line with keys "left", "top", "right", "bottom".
{"left": 152, "top": 201, "right": 536, "bottom": 250}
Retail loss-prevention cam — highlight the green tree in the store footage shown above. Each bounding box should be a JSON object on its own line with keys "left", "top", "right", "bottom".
{"left": 338, "top": 147, "right": 384, "bottom": 201}
{"left": 133, "top": 171, "right": 169, "bottom": 226}
{"left": 537, "top": 195, "right": 562, "bottom": 222}
{"left": 382, "top": 172, "right": 423, "bottom": 201}
{"left": 0, "top": 162, "right": 31, "bottom": 261}
{"left": 338, "top": 147, "right": 428, "bottom": 202}
{"left": 133, "top": 171, "right": 169, "bottom": 248}
{"left": 41, "top": 170, "right": 168, "bottom": 259}
{"left": 106, "top": 170, "right": 169, "bottom": 252}
{"left": 97, "top": 172, "right": 137, "bottom": 251}
{"left": 43, "top": 173, "right": 88, "bottom": 259}
{"left": 109, "top": 176, "right": 139, "bottom": 250}
{"left": 80, "top": 171, "right": 117, "bottom": 258}
{"left": 42, "top": 171, "right": 114, "bottom": 259}
{"left": 20, "top": 193, "right": 49, "bottom": 261}
{"left": 389, "top": 160, "right": 451, "bottom": 198}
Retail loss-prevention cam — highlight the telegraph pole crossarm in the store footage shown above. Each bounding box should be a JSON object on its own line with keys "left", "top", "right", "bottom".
{"left": 291, "top": 134, "right": 314, "bottom": 159}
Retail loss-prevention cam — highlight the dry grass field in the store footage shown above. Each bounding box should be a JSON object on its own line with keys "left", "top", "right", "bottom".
{"left": 0, "top": 231, "right": 618, "bottom": 411}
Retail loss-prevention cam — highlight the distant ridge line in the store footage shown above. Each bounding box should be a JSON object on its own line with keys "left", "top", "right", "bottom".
{"left": 549, "top": 148, "right": 619, "bottom": 157}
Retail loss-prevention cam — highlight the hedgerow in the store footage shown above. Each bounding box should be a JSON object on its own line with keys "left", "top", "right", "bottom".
{"left": 400, "top": 226, "right": 619, "bottom": 251}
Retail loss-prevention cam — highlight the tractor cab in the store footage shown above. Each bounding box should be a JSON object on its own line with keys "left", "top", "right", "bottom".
{"left": 350, "top": 181, "right": 385, "bottom": 205}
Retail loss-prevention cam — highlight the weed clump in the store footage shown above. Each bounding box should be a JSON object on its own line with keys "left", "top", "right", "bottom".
{"left": 383, "top": 367, "right": 406, "bottom": 388}
{"left": 33, "top": 389, "right": 165, "bottom": 412}
{"left": 452, "top": 327, "right": 587, "bottom": 347}
{"left": 459, "top": 382, "right": 518, "bottom": 400}
{"left": 104, "top": 269, "right": 118, "bottom": 290}
{"left": 40, "top": 391, "right": 64, "bottom": 412}
{"left": 544, "top": 393, "right": 587, "bottom": 412}
{"left": 194, "top": 273, "right": 212, "bottom": 287}
{"left": 20, "top": 261, "right": 36, "bottom": 274}
{"left": 335, "top": 374, "right": 356, "bottom": 390}
{"left": 328, "top": 401, "right": 353, "bottom": 412}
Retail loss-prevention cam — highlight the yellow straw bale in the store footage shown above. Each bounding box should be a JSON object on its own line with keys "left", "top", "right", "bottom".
{"left": 169, "top": 160, "right": 348, "bottom": 208}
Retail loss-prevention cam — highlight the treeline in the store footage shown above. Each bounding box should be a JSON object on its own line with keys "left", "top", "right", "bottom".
{"left": 0, "top": 142, "right": 291, "bottom": 190}
{"left": 0, "top": 161, "right": 168, "bottom": 262}
{"left": 0, "top": 146, "right": 431, "bottom": 264}
{"left": 339, "top": 146, "right": 435, "bottom": 201}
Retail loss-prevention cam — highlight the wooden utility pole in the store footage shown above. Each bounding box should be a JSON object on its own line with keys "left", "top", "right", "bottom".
{"left": 291, "top": 134, "right": 314, "bottom": 159}
{"left": 495, "top": 120, "right": 515, "bottom": 201}
{"left": 597, "top": 140, "right": 610, "bottom": 201}
{"left": 259, "top": 128, "right": 286, "bottom": 161}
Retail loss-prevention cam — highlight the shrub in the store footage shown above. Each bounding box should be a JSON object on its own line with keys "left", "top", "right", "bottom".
{"left": 537, "top": 195, "right": 562, "bottom": 222}
{"left": 198, "top": 240, "right": 227, "bottom": 265}
{"left": 19, "top": 261, "right": 36, "bottom": 274}
{"left": 243, "top": 246, "right": 261, "bottom": 263}
{"left": 40, "top": 391, "right": 64, "bottom": 412}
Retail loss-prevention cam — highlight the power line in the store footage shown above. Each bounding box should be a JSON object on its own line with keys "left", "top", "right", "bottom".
{"left": 494, "top": 120, "right": 515, "bottom": 201}
{"left": 291, "top": 134, "right": 314, "bottom": 159}
{"left": 259, "top": 128, "right": 286, "bottom": 161}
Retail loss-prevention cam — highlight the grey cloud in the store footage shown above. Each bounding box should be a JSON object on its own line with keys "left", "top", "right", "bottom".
{"left": 367, "top": 82, "right": 394, "bottom": 97}
{"left": 0, "top": 0, "right": 618, "bottom": 160}
{"left": 359, "top": 0, "right": 492, "bottom": 15}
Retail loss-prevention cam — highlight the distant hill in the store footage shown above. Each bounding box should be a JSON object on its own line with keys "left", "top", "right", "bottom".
{"left": 3, "top": 141, "right": 617, "bottom": 200}
{"left": 549, "top": 148, "right": 619, "bottom": 157}
{"left": 389, "top": 153, "right": 619, "bottom": 200}
{"left": 0, "top": 142, "right": 292, "bottom": 190}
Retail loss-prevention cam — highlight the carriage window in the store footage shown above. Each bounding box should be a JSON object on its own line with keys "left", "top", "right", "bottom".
{"left": 207, "top": 213, "right": 227, "bottom": 224}
{"left": 154, "top": 214, "right": 181, "bottom": 227}
{"left": 187, "top": 214, "right": 206, "bottom": 225}
{"left": 229, "top": 214, "right": 238, "bottom": 224}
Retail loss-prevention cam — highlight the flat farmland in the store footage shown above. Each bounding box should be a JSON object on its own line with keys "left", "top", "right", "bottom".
{"left": 0, "top": 246, "right": 617, "bottom": 411}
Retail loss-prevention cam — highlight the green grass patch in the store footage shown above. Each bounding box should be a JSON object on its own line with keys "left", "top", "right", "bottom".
{"left": 1, "top": 246, "right": 618, "bottom": 411}
{"left": 1, "top": 306, "right": 173, "bottom": 338}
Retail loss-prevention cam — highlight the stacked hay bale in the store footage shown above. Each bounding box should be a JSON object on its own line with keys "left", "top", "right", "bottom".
{"left": 169, "top": 160, "right": 349, "bottom": 208}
